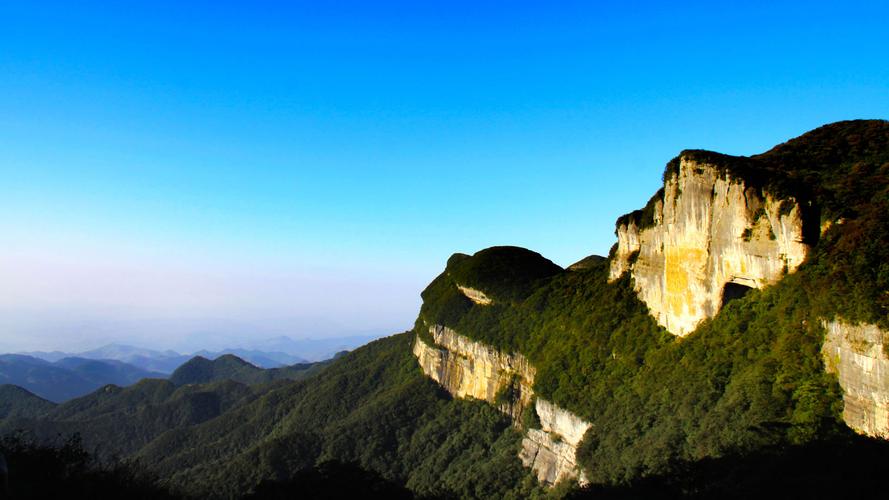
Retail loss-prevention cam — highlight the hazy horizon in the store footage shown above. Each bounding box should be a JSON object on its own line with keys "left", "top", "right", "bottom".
{"left": 9, "top": 327, "right": 387, "bottom": 359}
{"left": 0, "top": 310, "right": 396, "bottom": 354}
{"left": 2, "top": 1, "right": 888, "bottom": 352}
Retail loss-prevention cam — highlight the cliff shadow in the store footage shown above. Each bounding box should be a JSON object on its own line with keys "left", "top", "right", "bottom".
{"left": 568, "top": 434, "right": 889, "bottom": 500}
{"left": 721, "top": 282, "right": 753, "bottom": 308}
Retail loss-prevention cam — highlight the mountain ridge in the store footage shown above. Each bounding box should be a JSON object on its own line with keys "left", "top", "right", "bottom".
{"left": 2, "top": 120, "right": 887, "bottom": 498}
{"left": 0, "top": 354, "right": 164, "bottom": 403}
{"left": 413, "top": 119, "right": 889, "bottom": 484}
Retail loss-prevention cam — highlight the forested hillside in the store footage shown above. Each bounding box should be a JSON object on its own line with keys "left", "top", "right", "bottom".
{"left": 1, "top": 121, "right": 887, "bottom": 498}
{"left": 414, "top": 120, "right": 889, "bottom": 484}
{"left": 0, "top": 354, "right": 163, "bottom": 402}
{"left": 169, "top": 354, "right": 329, "bottom": 386}
{"left": 0, "top": 335, "right": 549, "bottom": 498}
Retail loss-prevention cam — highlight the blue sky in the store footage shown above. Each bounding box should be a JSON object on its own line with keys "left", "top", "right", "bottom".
{"left": 1, "top": 1, "right": 887, "bottom": 351}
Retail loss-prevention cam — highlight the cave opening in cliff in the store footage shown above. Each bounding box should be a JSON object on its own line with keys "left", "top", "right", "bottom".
{"left": 722, "top": 282, "right": 753, "bottom": 307}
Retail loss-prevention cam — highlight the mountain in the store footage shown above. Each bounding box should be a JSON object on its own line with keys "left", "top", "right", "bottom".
{"left": 169, "top": 354, "right": 328, "bottom": 386}
{"left": 14, "top": 350, "right": 70, "bottom": 363}
{"left": 22, "top": 344, "right": 191, "bottom": 374}
{"left": 19, "top": 338, "right": 363, "bottom": 373}
{"left": 0, "top": 354, "right": 162, "bottom": 403}
{"left": 413, "top": 119, "right": 889, "bottom": 485}
{"left": 0, "top": 385, "right": 55, "bottom": 419}
{"left": 190, "top": 348, "right": 307, "bottom": 368}
{"left": 1, "top": 333, "right": 544, "bottom": 498}
{"left": 55, "top": 357, "right": 164, "bottom": 385}
{"left": 0, "top": 378, "right": 261, "bottom": 459}
{"left": 2, "top": 120, "right": 888, "bottom": 498}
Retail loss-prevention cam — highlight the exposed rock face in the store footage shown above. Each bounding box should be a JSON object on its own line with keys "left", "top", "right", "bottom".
{"left": 519, "top": 399, "right": 591, "bottom": 485}
{"left": 413, "top": 325, "right": 591, "bottom": 485}
{"left": 822, "top": 320, "right": 889, "bottom": 438}
{"left": 609, "top": 155, "right": 810, "bottom": 336}
{"left": 413, "top": 324, "right": 534, "bottom": 420}
{"left": 456, "top": 285, "right": 493, "bottom": 305}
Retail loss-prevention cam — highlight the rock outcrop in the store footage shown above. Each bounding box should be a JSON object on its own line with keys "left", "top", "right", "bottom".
{"left": 519, "top": 399, "right": 591, "bottom": 485}
{"left": 413, "top": 324, "right": 534, "bottom": 421}
{"left": 609, "top": 154, "right": 810, "bottom": 336}
{"left": 413, "top": 325, "right": 591, "bottom": 485}
{"left": 456, "top": 285, "right": 493, "bottom": 305}
{"left": 822, "top": 320, "right": 889, "bottom": 438}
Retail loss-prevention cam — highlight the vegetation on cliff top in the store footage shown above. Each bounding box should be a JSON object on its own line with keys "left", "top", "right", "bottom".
{"left": 445, "top": 246, "right": 562, "bottom": 303}
{"left": 613, "top": 119, "right": 889, "bottom": 326}
{"left": 2, "top": 120, "right": 885, "bottom": 498}
{"left": 418, "top": 254, "right": 847, "bottom": 481}
{"left": 418, "top": 120, "right": 889, "bottom": 482}
{"left": 617, "top": 120, "right": 888, "bottom": 242}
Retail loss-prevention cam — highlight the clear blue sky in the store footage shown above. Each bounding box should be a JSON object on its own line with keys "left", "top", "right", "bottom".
{"left": 1, "top": 1, "right": 887, "bottom": 351}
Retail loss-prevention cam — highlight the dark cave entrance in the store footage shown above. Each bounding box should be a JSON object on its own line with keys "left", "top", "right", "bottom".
{"left": 722, "top": 282, "right": 753, "bottom": 307}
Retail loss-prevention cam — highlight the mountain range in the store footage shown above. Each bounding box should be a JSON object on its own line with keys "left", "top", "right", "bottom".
{"left": 18, "top": 334, "right": 378, "bottom": 373}
{"left": 1, "top": 121, "right": 887, "bottom": 498}
{"left": 0, "top": 346, "right": 347, "bottom": 402}
{"left": 0, "top": 354, "right": 164, "bottom": 403}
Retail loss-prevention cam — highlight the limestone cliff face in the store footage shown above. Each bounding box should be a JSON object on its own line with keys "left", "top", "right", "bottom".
{"left": 413, "top": 326, "right": 591, "bottom": 485}
{"left": 413, "top": 324, "right": 534, "bottom": 420}
{"left": 519, "top": 399, "right": 591, "bottom": 485}
{"left": 609, "top": 155, "right": 810, "bottom": 336}
{"left": 822, "top": 320, "right": 889, "bottom": 438}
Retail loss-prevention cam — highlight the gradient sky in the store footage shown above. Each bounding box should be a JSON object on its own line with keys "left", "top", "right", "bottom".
{"left": 1, "top": 1, "right": 887, "bottom": 352}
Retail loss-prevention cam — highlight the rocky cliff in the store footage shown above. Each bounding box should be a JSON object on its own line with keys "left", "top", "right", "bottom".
{"left": 413, "top": 122, "right": 889, "bottom": 489}
{"left": 609, "top": 154, "right": 810, "bottom": 336}
{"left": 413, "top": 325, "right": 591, "bottom": 485}
{"left": 519, "top": 398, "right": 591, "bottom": 485}
{"left": 823, "top": 320, "right": 889, "bottom": 438}
{"left": 413, "top": 324, "right": 535, "bottom": 421}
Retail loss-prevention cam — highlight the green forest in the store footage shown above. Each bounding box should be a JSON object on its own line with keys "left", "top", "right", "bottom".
{"left": 1, "top": 120, "right": 888, "bottom": 498}
{"left": 416, "top": 120, "right": 889, "bottom": 481}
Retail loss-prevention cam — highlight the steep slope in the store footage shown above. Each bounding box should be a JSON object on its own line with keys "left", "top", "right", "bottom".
{"left": 136, "top": 333, "right": 545, "bottom": 498}
{"left": 413, "top": 120, "right": 889, "bottom": 485}
{"left": 1, "top": 120, "right": 885, "bottom": 498}
{"left": 607, "top": 119, "right": 889, "bottom": 438}
{"left": 609, "top": 152, "right": 809, "bottom": 336}
{"left": 414, "top": 325, "right": 591, "bottom": 485}
{"left": 1, "top": 334, "right": 546, "bottom": 498}
{"left": 610, "top": 120, "right": 889, "bottom": 337}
